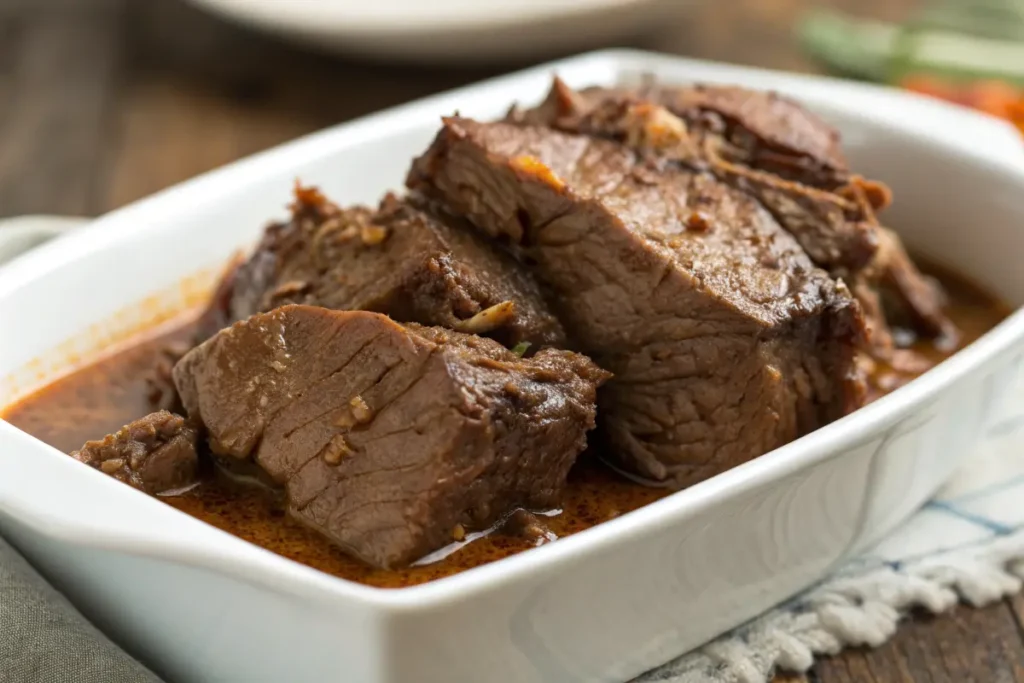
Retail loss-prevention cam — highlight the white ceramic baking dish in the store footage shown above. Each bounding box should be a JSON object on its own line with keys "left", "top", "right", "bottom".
{"left": 2, "top": 50, "right": 1024, "bottom": 683}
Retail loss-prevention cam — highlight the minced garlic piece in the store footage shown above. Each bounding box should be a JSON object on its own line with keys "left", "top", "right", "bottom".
{"left": 454, "top": 301, "right": 516, "bottom": 335}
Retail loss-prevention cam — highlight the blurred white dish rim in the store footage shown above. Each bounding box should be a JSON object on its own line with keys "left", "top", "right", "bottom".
{"left": 183, "top": 0, "right": 684, "bottom": 61}
{"left": 189, "top": 0, "right": 653, "bottom": 30}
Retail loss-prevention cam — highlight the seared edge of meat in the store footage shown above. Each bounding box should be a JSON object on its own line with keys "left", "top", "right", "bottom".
{"left": 195, "top": 184, "right": 566, "bottom": 349}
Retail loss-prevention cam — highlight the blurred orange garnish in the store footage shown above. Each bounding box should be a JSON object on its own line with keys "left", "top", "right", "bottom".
{"left": 1008, "top": 99, "right": 1024, "bottom": 135}
{"left": 900, "top": 75, "right": 957, "bottom": 101}
{"left": 899, "top": 75, "right": 1024, "bottom": 138}
{"left": 964, "top": 80, "right": 1020, "bottom": 118}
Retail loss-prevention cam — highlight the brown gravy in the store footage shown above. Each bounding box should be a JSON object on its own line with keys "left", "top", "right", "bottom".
{"left": 2, "top": 263, "right": 1011, "bottom": 588}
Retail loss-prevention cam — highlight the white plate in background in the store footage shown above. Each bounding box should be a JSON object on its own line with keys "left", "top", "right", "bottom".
{"left": 183, "top": 0, "right": 689, "bottom": 63}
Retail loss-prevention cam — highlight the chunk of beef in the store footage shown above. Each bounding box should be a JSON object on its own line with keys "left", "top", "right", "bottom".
{"left": 512, "top": 80, "right": 876, "bottom": 271}
{"left": 199, "top": 186, "right": 565, "bottom": 349}
{"left": 71, "top": 411, "right": 199, "bottom": 495}
{"left": 512, "top": 77, "right": 849, "bottom": 187}
{"left": 172, "top": 305, "right": 606, "bottom": 568}
{"left": 634, "top": 81, "right": 851, "bottom": 187}
{"left": 513, "top": 79, "right": 957, "bottom": 350}
{"left": 408, "top": 117, "right": 866, "bottom": 488}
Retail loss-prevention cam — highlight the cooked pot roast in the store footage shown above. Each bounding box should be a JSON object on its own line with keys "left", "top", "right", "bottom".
{"left": 38, "top": 76, "right": 972, "bottom": 572}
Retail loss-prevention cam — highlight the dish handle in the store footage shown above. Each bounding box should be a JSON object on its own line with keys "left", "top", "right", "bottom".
{"left": 0, "top": 215, "right": 89, "bottom": 267}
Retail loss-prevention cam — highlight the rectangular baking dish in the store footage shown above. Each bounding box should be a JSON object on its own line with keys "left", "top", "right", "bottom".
{"left": 2, "top": 50, "right": 1024, "bottom": 683}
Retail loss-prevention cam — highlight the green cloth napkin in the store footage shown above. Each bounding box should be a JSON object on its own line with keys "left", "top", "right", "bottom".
{"left": 0, "top": 535, "right": 162, "bottom": 683}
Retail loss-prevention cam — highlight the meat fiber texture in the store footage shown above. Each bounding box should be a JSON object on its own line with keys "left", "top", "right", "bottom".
{"left": 409, "top": 115, "right": 867, "bottom": 488}
{"left": 173, "top": 305, "right": 607, "bottom": 568}
{"left": 511, "top": 78, "right": 957, "bottom": 352}
{"left": 196, "top": 187, "right": 565, "bottom": 350}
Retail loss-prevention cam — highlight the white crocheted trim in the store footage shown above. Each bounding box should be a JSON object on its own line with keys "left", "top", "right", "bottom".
{"left": 635, "top": 529, "right": 1024, "bottom": 683}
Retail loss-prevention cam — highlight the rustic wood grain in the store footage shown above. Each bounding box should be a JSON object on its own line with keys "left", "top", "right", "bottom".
{"left": 807, "top": 603, "right": 1024, "bottom": 683}
{"left": 0, "top": 6, "right": 123, "bottom": 216}
{"left": 1013, "top": 592, "right": 1024, "bottom": 643}
{"left": 1, "top": 0, "right": 1021, "bottom": 680}
{"left": 96, "top": 0, "right": 511, "bottom": 207}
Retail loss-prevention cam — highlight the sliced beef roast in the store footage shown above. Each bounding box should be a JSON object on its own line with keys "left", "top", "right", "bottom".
{"left": 173, "top": 305, "right": 606, "bottom": 568}
{"left": 408, "top": 117, "right": 866, "bottom": 487}
{"left": 511, "top": 78, "right": 850, "bottom": 193}
{"left": 512, "top": 79, "right": 957, "bottom": 351}
{"left": 197, "top": 186, "right": 565, "bottom": 349}
{"left": 71, "top": 411, "right": 199, "bottom": 495}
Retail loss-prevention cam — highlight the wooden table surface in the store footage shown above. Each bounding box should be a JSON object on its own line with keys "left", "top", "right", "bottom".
{"left": 2, "top": 0, "right": 1023, "bottom": 681}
